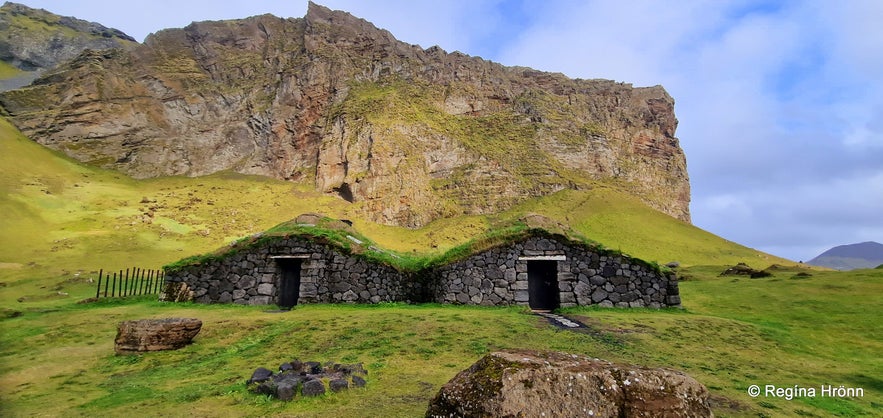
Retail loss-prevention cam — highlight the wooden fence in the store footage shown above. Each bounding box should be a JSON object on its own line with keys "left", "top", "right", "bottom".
{"left": 94, "top": 267, "right": 165, "bottom": 298}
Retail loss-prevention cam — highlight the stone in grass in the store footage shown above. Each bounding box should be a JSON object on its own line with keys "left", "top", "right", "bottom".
{"left": 252, "top": 380, "right": 277, "bottom": 396}
{"left": 273, "top": 372, "right": 303, "bottom": 384}
{"left": 247, "top": 367, "right": 273, "bottom": 385}
{"left": 275, "top": 377, "right": 304, "bottom": 401}
{"left": 337, "top": 363, "right": 368, "bottom": 376}
{"left": 302, "top": 378, "right": 326, "bottom": 397}
{"left": 114, "top": 318, "right": 202, "bottom": 354}
{"left": 352, "top": 375, "right": 367, "bottom": 388}
{"left": 304, "top": 361, "right": 323, "bottom": 374}
{"left": 289, "top": 359, "right": 304, "bottom": 373}
{"left": 329, "top": 378, "right": 349, "bottom": 392}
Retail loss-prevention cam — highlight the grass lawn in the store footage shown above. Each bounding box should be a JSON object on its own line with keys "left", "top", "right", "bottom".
{"left": 1, "top": 266, "right": 880, "bottom": 417}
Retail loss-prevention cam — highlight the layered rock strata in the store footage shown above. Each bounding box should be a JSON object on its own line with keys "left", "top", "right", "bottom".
{"left": 0, "top": 2, "right": 690, "bottom": 226}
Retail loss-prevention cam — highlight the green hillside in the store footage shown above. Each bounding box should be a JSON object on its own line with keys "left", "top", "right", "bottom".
{"left": 1, "top": 117, "right": 791, "bottom": 306}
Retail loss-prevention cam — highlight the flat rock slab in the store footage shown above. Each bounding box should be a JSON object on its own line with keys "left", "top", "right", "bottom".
{"left": 427, "top": 349, "right": 713, "bottom": 418}
{"left": 114, "top": 318, "right": 202, "bottom": 354}
{"left": 535, "top": 312, "right": 589, "bottom": 329}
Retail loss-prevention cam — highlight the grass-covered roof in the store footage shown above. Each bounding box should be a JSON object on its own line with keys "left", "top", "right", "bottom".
{"left": 164, "top": 214, "right": 666, "bottom": 274}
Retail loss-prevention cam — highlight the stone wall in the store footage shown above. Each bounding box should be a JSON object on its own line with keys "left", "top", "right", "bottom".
{"left": 163, "top": 233, "right": 680, "bottom": 308}
{"left": 431, "top": 236, "right": 679, "bottom": 308}
{"left": 164, "top": 237, "right": 413, "bottom": 305}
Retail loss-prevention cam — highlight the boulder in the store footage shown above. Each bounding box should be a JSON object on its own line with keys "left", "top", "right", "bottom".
{"left": 247, "top": 367, "right": 274, "bottom": 385}
{"left": 719, "top": 263, "right": 759, "bottom": 276}
{"left": 302, "top": 379, "right": 326, "bottom": 397}
{"left": 114, "top": 318, "right": 202, "bottom": 354}
{"left": 426, "top": 350, "right": 713, "bottom": 418}
{"left": 329, "top": 378, "right": 349, "bottom": 392}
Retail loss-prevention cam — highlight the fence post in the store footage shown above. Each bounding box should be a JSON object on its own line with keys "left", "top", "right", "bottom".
{"left": 111, "top": 272, "right": 117, "bottom": 297}
{"left": 134, "top": 267, "right": 140, "bottom": 295}
{"left": 95, "top": 269, "right": 103, "bottom": 299}
{"left": 103, "top": 269, "right": 109, "bottom": 297}
{"left": 138, "top": 268, "right": 145, "bottom": 295}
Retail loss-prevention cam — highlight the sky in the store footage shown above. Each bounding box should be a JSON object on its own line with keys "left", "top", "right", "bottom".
{"left": 17, "top": 1, "right": 883, "bottom": 262}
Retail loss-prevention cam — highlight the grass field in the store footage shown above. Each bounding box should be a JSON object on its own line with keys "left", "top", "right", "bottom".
{"left": 1, "top": 267, "right": 880, "bottom": 417}
{"left": 2, "top": 118, "right": 880, "bottom": 416}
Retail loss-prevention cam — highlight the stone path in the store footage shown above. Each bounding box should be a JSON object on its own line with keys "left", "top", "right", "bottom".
{"left": 534, "top": 311, "right": 589, "bottom": 330}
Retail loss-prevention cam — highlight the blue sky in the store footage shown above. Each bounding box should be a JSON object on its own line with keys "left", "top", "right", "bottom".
{"left": 18, "top": 1, "right": 883, "bottom": 262}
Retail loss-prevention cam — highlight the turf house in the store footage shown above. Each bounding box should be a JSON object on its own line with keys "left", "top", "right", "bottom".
{"left": 161, "top": 216, "right": 681, "bottom": 310}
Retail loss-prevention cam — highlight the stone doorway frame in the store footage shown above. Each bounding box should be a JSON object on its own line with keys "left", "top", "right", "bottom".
{"left": 271, "top": 255, "right": 310, "bottom": 308}
{"left": 516, "top": 254, "right": 566, "bottom": 310}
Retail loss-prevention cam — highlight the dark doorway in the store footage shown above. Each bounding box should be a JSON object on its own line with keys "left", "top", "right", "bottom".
{"left": 527, "top": 260, "right": 559, "bottom": 310}
{"left": 277, "top": 259, "right": 302, "bottom": 309}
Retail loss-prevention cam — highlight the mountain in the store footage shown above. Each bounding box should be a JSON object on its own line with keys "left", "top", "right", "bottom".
{"left": 0, "top": 2, "right": 136, "bottom": 90}
{"left": 0, "top": 2, "right": 689, "bottom": 229}
{"left": 807, "top": 241, "right": 883, "bottom": 270}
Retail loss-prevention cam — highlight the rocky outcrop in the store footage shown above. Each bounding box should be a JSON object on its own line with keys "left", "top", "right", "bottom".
{"left": 247, "top": 360, "right": 367, "bottom": 401}
{"left": 0, "top": 2, "right": 136, "bottom": 90}
{"left": 426, "top": 350, "right": 713, "bottom": 418}
{"left": 114, "top": 318, "right": 202, "bottom": 354}
{"left": 0, "top": 2, "right": 690, "bottom": 226}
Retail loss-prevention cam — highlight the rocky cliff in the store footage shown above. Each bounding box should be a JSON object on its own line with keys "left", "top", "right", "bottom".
{"left": 0, "top": 2, "right": 690, "bottom": 227}
{"left": 0, "top": 2, "right": 136, "bottom": 90}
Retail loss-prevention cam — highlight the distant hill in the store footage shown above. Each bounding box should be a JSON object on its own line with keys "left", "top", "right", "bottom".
{"left": 807, "top": 241, "right": 883, "bottom": 270}
{"left": 0, "top": 2, "right": 136, "bottom": 90}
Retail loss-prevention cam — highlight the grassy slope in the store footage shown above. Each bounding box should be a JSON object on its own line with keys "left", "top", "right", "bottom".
{"left": 0, "top": 116, "right": 789, "bottom": 305}
{"left": 0, "top": 117, "right": 348, "bottom": 306}
{"left": 4, "top": 119, "right": 878, "bottom": 417}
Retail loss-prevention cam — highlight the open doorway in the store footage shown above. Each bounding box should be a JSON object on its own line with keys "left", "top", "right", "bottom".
{"left": 277, "top": 259, "right": 302, "bottom": 309}
{"left": 527, "top": 260, "right": 559, "bottom": 311}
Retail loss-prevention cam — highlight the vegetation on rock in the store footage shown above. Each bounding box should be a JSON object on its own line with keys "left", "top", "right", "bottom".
{"left": 0, "top": 3, "right": 689, "bottom": 228}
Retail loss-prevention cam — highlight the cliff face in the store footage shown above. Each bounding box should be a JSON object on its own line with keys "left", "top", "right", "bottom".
{"left": 0, "top": 2, "right": 690, "bottom": 227}
{"left": 0, "top": 2, "right": 136, "bottom": 90}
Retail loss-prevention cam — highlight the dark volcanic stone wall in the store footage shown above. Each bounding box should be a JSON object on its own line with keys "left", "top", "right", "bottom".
{"left": 163, "top": 237, "right": 413, "bottom": 305}
{"left": 163, "top": 234, "right": 680, "bottom": 308}
{"left": 431, "top": 236, "right": 680, "bottom": 308}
